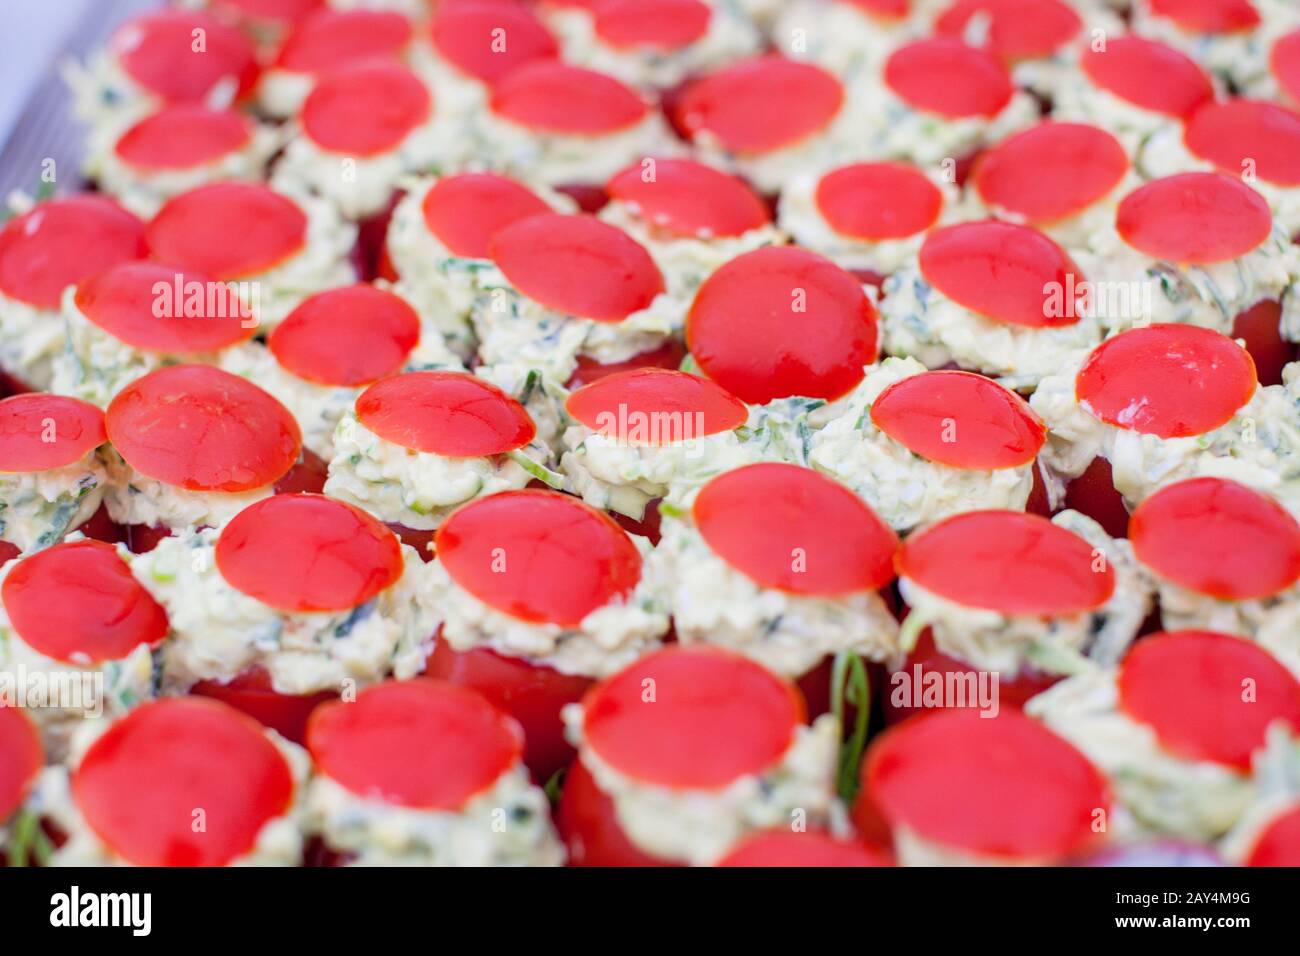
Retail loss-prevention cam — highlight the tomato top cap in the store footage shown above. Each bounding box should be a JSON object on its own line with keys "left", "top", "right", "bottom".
{"left": 105, "top": 365, "right": 302, "bottom": 492}
{"left": 1118, "top": 630, "right": 1300, "bottom": 771}
{"left": 581, "top": 645, "right": 804, "bottom": 789}
{"left": 2, "top": 540, "right": 168, "bottom": 664}
{"left": 1246, "top": 805, "right": 1300, "bottom": 866}
{"left": 1075, "top": 324, "right": 1256, "bottom": 439}
{"left": 489, "top": 213, "right": 664, "bottom": 322}
{"left": 354, "top": 371, "right": 535, "bottom": 457}
{"left": 565, "top": 368, "right": 747, "bottom": 442}
{"left": 686, "top": 246, "right": 878, "bottom": 404}
{"left": 865, "top": 709, "right": 1108, "bottom": 859}
{"left": 594, "top": 0, "right": 711, "bottom": 51}
{"left": 1080, "top": 35, "right": 1213, "bottom": 119}
{"left": 114, "top": 106, "right": 253, "bottom": 171}
{"left": 435, "top": 490, "right": 642, "bottom": 626}
{"left": 935, "top": 0, "right": 1082, "bottom": 61}
{"left": 275, "top": 9, "right": 413, "bottom": 74}
{"left": 112, "top": 10, "right": 259, "bottom": 105}
{"left": 268, "top": 284, "right": 420, "bottom": 386}
{"left": 885, "top": 38, "right": 1014, "bottom": 119}
{"left": 308, "top": 679, "right": 522, "bottom": 809}
{"left": 1116, "top": 172, "right": 1272, "bottom": 264}
{"left": 420, "top": 172, "right": 552, "bottom": 259}
{"left": 0, "top": 708, "right": 42, "bottom": 822}
{"left": 1184, "top": 99, "right": 1300, "bottom": 188}
{"left": 605, "top": 158, "right": 770, "bottom": 238}
{"left": 1149, "top": 0, "right": 1260, "bottom": 33}
{"left": 72, "top": 698, "right": 294, "bottom": 866}
{"left": 1129, "top": 478, "right": 1300, "bottom": 600}
{"left": 813, "top": 161, "right": 944, "bottom": 241}
{"left": 0, "top": 393, "right": 106, "bottom": 473}
{"left": 432, "top": 1, "right": 558, "bottom": 84}
{"left": 897, "top": 510, "right": 1115, "bottom": 615}
{"left": 1272, "top": 30, "right": 1300, "bottom": 106}
{"left": 490, "top": 61, "right": 647, "bottom": 135}
{"left": 871, "top": 370, "right": 1045, "bottom": 470}
{"left": 301, "top": 61, "right": 431, "bottom": 157}
{"left": 693, "top": 463, "right": 898, "bottom": 595}
{"left": 715, "top": 829, "right": 891, "bottom": 867}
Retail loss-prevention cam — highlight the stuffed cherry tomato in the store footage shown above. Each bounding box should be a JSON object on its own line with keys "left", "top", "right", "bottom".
{"left": 771, "top": 0, "right": 926, "bottom": 85}
{"left": 0, "top": 706, "right": 44, "bottom": 862}
{"left": 424, "top": 1, "right": 559, "bottom": 105}
{"left": 714, "top": 828, "right": 891, "bottom": 867}
{"left": 1130, "top": 0, "right": 1264, "bottom": 91}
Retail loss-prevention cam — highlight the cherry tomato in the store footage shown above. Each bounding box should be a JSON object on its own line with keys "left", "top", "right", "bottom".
{"left": 491, "top": 61, "right": 647, "bottom": 134}
{"left": 1062, "top": 456, "right": 1130, "bottom": 539}
{"left": 557, "top": 757, "right": 681, "bottom": 866}
{"left": 715, "top": 829, "right": 891, "bottom": 867}
{"left": 594, "top": 0, "right": 711, "bottom": 51}
{"left": 885, "top": 39, "right": 1013, "bottom": 118}
{"left": 275, "top": 9, "right": 412, "bottom": 75}
{"left": 115, "top": 106, "right": 253, "bottom": 170}
{"left": 190, "top": 667, "right": 335, "bottom": 745}
{"left": 1184, "top": 98, "right": 1300, "bottom": 188}
{"left": 1080, "top": 34, "right": 1212, "bottom": 119}
{"left": 420, "top": 173, "right": 552, "bottom": 259}
{"left": 935, "top": 0, "right": 1081, "bottom": 60}
{"left": 302, "top": 62, "right": 430, "bottom": 157}
{"left": 1117, "top": 172, "right": 1272, "bottom": 264}
{"left": 0, "top": 393, "right": 106, "bottom": 472}
{"left": 355, "top": 370, "right": 535, "bottom": 456}
{"left": 606, "top": 158, "right": 770, "bottom": 238}
{"left": 432, "top": 1, "right": 557, "bottom": 84}
{"left": 813, "top": 161, "right": 944, "bottom": 241}
{"left": 268, "top": 285, "right": 420, "bottom": 386}
{"left": 111, "top": 10, "right": 259, "bottom": 105}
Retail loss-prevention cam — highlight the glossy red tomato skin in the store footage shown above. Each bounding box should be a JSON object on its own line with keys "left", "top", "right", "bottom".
{"left": 0, "top": 393, "right": 107, "bottom": 472}
{"left": 268, "top": 285, "right": 420, "bottom": 386}
{"left": 919, "top": 220, "right": 1084, "bottom": 328}
{"left": 934, "top": 0, "right": 1081, "bottom": 60}
{"left": 897, "top": 510, "right": 1115, "bottom": 616}
{"left": 275, "top": 9, "right": 412, "bottom": 74}
{"left": 715, "top": 829, "right": 892, "bottom": 867}
{"left": 302, "top": 62, "right": 430, "bottom": 157}
{"left": 1063, "top": 456, "right": 1131, "bottom": 539}
{"left": 74, "top": 260, "right": 255, "bottom": 354}
{"left": 491, "top": 61, "right": 647, "bottom": 134}
{"left": 1149, "top": 0, "right": 1260, "bottom": 32}
{"left": 594, "top": 0, "right": 710, "bottom": 50}
{"left": 1116, "top": 172, "right": 1272, "bottom": 265}
{"left": 1245, "top": 804, "right": 1300, "bottom": 866}
{"left": 694, "top": 463, "right": 898, "bottom": 596}
{"left": 420, "top": 173, "right": 552, "bottom": 259}
{"left": 274, "top": 448, "right": 328, "bottom": 497}
{"left": 813, "top": 161, "right": 944, "bottom": 241}
{"left": 190, "top": 668, "right": 337, "bottom": 746}
{"left": 106, "top": 365, "right": 302, "bottom": 493}
{"left": 436, "top": 490, "right": 643, "bottom": 627}
{"left": 565, "top": 339, "right": 686, "bottom": 389}
{"left": 114, "top": 106, "right": 252, "bottom": 170}
{"left": 2, "top": 540, "right": 168, "bottom": 664}
{"left": 686, "top": 246, "right": 878, "bottom": 404}
{"left": 0, "top": 706, "right": 43, "bottom": 822}
{"left": 72, "top": 697, "right": 295, "bottom": 866}
{"left": 113, "top": 11, "right": 260, "bottom": 105}
{"left": 432, "top": 1, "right": 558, "bottom": 84}
{"left": 1232, "top": 299, "right": 1295, "bottom": 388}
{"left": 870, "top": 370, "right": 1045, "bottom": 470}
{"left": 1080, "top": 35, "right": 1213, "bottom": 119}
{"left": 1183, "top": 98, "right": 1300, "bottom": 188}
{"left": 0, "top": 196, "right": 147, "bottom": 310}
{"left": 972, "top": 123, "right": 1128, "bottom": 225}
{"left": 1075, "top": 324, "right": 1256, "bottom": 439}
{"left": 558, "top": 757, "right": 683, "bottom": 867}
{"left": 566, "top": 367, "right": 747, "bottom": 440}
{"left": 605, "top": 158, "right": 770, "bottom": 238}
{"left": 146, "top": 182, "right": 308, "bottom": 281}
{"left": 884, "top": 38, "right": 1013, "bottom": 119}
{"left": 861, "top": 709, "right": 1109, "bottom": 860}
{"left": 1273, "top": 30, "right": 1300, "bottom": 106}
{"left": 1129, "top": 477, "right": 1300, "bottom": 601}
{"left": 490, "top": 213, "right": 664, "bottom": 322}
{"left": 424, "top": 634, "right": 592, "bottom": 783}
{"left": 355, "top": 371, "right": 535, "bottom": 457}
{"left": 673, "top": 56, "right": 844, "bottom": 154}
{"left": 1118, "top": 630, "right": 1300, "bottom": 771}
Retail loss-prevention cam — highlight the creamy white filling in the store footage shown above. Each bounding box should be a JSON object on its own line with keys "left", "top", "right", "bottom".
{"left": 567, "top": 707, "right": 841, "bottom": 865}
{"left": 1051, "top": 71, "right": 1205, "bottom": 158}
{"left": 427, "top": 534, "right": 670, "bottom": 678}
{"left": 0, "top": 451, "right": 106, "bottom": 553}
{"left": 899, "top": 509, "right": 1151, "bottom": 676}
{"left": 100, "top": 446, "right": 272, "bottom": 531}
{"left": 62, "top": 50, "right": 240, "bottom": 137}
{"left": 1129, "top": 0, "right": 1275, "bottom": 90}
{"left": 0, "top": 292, "right": 69, "bottom": 389}
{"left": 305, "top": 763, "right": 563, "bottom": 866}
{"left": 771, "top": 0, "right": 926, "bottom": 81}
{"left": 1219, "top": 725, "right": 1300, "bottom": 862}
{"left": 961, "top": 169, "right": 1143, "bottom": 254}
{"left": 130, "top": 527, "right": 435, "bottom": 696}
{"left": 809, "top": 357, "right": 1036, "bottom": 531}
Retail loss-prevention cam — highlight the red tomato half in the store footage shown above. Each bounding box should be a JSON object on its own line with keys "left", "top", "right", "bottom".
{"left": 594, "top": 0, "right": 711, "bottom": 50}
{"left": 1080, "top": 35, "right": 1213, "bottom": 119}
{"left": 897, "top": 510, "right": 1115, "bottom": 615}
{"left": 268, "top": 284, "right": 420, "bottom": 386}
{"left": 420, "top": 173, "right": 552, "bottom": 259}
{"left": 354, "top": 371, "right": 535, "bottom": 456}
{"left": 114, "top": 106, "right": 253, "bottom": 171}
{"left": 1062, "top": 456, "right": 1130, "bottom": 540}
{"left": 885, "top": 39, "right": 1013, "bottom": 119}
{"left": 436, "top": 490, "right": 642, "bottom": 626}
{"left": 973, "top": 123, "right": 1128, "bottom": 225}
{"left": 491, "top": 61, "right": 647, "bottom": 134}
{"left": 74, "top": 261, "right": 254, "bottom": 353}
{"left": 274, "top": 9, "right": 412, "bottom": 74}
{"left": 870, "top": 370, "right": 1045, "bottom": 470}
{"left": 566, "top": 368, "right": 747, "bottom": 441}
{"left": 566, "top": 339, "right": 686, "bottom": 389}
{"left": 190, "top": 667, "right": 335, "bottom": 745}
{"left": 1148, "top": 0, "right": 1260, "bottom": 32}
{"left": 424, "top": 634, "right": 592, "bottom": 783}
{"left": 1074, "top": 324, "right": 1256, "bottom": 439}
{"left": 72, "top": 698, "right": 294, "bottom": 866}
{"left": 605, "top": 158, "right": 770, "bottom": 238}
{"left": 0, "top": 707, "right": 42, "bottom": 822}
{"left": 861, "top": 709, "right": 1108, "bottom": 860}
{"left": 146, "top": 182, "right": 307, "bottom": 280}
{"left": 1246, "top": 804, "right": 1300, "bottom": 866}
{"left": 302, "top": 62, "right": 430, "bottom": 156}
{"left": 672, "top": 57, "right": 844, "bottom": 154}
{"left": 1116, "top": 172, "right": 1272, "bottom": 264}
{"left": 813, "top": 161, "right": 944, "bottom": 241}
{"left": 432, "top": 1, "right": 558, "bottom": 84}
{"left": 490, "top": 214, "right": 664, "bottom": 321}
{"left": 1129, "top": 477, "right": 1300, "bottom": 600}
{"left": 308, "top": 679, "right": 522, "bottom": 810}
{"left": 2, "top": 539, "right": 167, "bottom": 664}
{"left": 1184, "top": 99, "right": 1300, "bottom": 188}
{"left": 1232, "top": 298, "right": 1294, "bottom": 388}
{"left": 693, "top": 463, "right": 898, "bottom": 595}
{"left": 105, "top": 365, "right": 302, "bottom": 492}
{"left": 213, "top": 0, "right": 322, "bottom": 26}
{"left": 215, "top": 494, "right": 403, "bottom": 612}
{"left": 686, "top": 246, "right": 877, "bottom": 404}
{"left": 558, "top": 756, "right": 681, "bottom": 866}
{"left": 1118, "top": 630, "right": 1300, "bottom": 771}
{"left": 0, "top": 393, "right": 106, "bottom": 472}
{"left": 716, "top": 829, "right": 892, "bottom": 867}
{"left": 0, "top": 196, "right": 146, "bottom": 309}
{"left": 1273, "top": 30, "right": 1300, "bottom": 105}
{"left": 110, "top": 11, "right": 259, "bottom": 105}
{"left": 935, "top": 0, "right": 1081, "bottom": 60}
{"left": 919, "top": 221, "right": 1084, "bottom": 328}
{"left": 581, "top": 645, "right": 804, "bottom": 788}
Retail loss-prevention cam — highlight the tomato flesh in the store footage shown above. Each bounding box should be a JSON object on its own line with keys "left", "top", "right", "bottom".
{"left": 813, "top": 161, "right": 944, "bottom": 241}
{"left": 566, "top": 367, "right": 747, "bottom": 441}
{"left": 147, "top": 183, "right": 307, "bottom": 280}
{"left": 885, "top": 39, "right": 1013, "bottom": 118}
{"left": 606, "top": 158, "right": 770, "bottom": 238}
{"left": 269, "top": 284, "right": 420, "bottom": 386}
{"left": 1080, "top": 35, "right": 1213, "bottom": 119}
{"left": 0, "top": 393, "right": 106, "bottom": 472}
{"left": 355, "top": 371, "right": 535, "bottom": 456}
